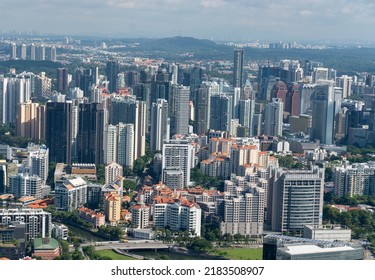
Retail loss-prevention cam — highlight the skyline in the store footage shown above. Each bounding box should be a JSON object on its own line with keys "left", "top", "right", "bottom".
{"left": 1, "top": 0, "right": 375, "bottom": 42}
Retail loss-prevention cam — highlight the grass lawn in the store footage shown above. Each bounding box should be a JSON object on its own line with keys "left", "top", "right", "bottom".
{"left": 216, "top": 247, "right": 263, "bottom": 260}
{"left": 95, "top": 249, "right": 136, "bottom": 260}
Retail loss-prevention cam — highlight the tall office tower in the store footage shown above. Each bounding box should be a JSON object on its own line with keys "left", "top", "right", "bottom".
{"left": 189, "top": 66, "right": 203, "bottom": 102}
{"left": 77, "top": 103, "right": 105, "bottom": 165}
{"left": 28, "top": 146, "right": 49, "bottom": 184}
{"left": 334, "top": 163, "right": 375, "bottom": 197}
{"left": 151, "top": 78, "right": 171, "bottom": 105}
{"left": 209, "top": 94, "right": 233, "bottom": 132}
{"left": 106, "top": 60, "right": 119, "bottom": 93}
{"left": 169, "top": 85, "right": 189, "bottom": 136}
{"left": 264, "top": 98, "right": 284, "bottom": 137}
{"left": 269, "top": 166, "right": 324, "bottom": 234}
{"left": 50, "top": 46, "right": 57, "bottom": 61}
{"left": 150, "top": 99, "right": 169, "bottom": 152}
{"left": 232, "top": 87, "right": 241, "bottom": 118}
{"left": 89, "top": 66, "right": 99, "bottom": 86}
{"left": 298, "top": 83, "right": 316, "bottom": 115}
{"left": 46, "top": 101, "right": 74, "bottom": 163}
{"left": 0, "top": 164, "right": 6, "bottom": 194}
{"left": 126, "top": 71, "right": 139, "bottom": 88}
{"left": 194, "top": 86, "right": 211, "bottom": 135}
{"left": 312, "top": 67, "right": 328, "bottom": 83}
{"left": 34, "top": 72, "right": 51, "bottom": 101}
{"left": 110, "top": 96, "right": 146, "bottom": 159}
{"left": 310, "top": 81, "right": 335, "bottom": 145}
{"left": 20, "top": 44, "right": 27, "bottom": 60}
{"left": 116, "top": 72, "right": 126, "bottom": 89}
{"left": 30, "top": 43, "right": 36, "bottom": 60}
{"left": 10, "top": 42, "right": 17, "bottom": 59}
{"left": 105, "top": 162, "right": 123, "bottom": 185}
{"left": 233, "top": 49, "right": 244, "bottom": 89}
{"left": 336, "top": 75, "right": 353, "bottom": 98}
{"left": 9, "top": 174, "right": 43, "bottom": 199}
{"left": 162, "top": 139, "right": 195, "bottom": 188}
{"left": 78, "top": 69, "right": 94, "bottom": 98}
{"left": 169, "top": 63, "right": 178, "bottom": 85}
{"left": 239, "top": 99, "right": 255, "bottom": 137}
{"left": 57, "top": 68, "right": 69, "bottom": 93}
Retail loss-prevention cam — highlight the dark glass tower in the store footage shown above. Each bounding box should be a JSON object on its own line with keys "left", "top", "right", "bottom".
{"left": 106, "top": 60, "right": 119, "bottom": 94}
{"left": 233, "top": 49, "right": 244, "bottom": 89}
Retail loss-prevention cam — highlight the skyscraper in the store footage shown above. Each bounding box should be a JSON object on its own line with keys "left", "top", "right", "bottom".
{"left": 169, "top": 85, "right": 190, "bottom": 136}
{"left": 57, "top": 68, "right": 69, "bottom": 93}
{"left": 110, "top": 96, "right": 146, "bottom": 159}
{"left": 310, "top": 81, "right": 335, "bottom": 145}
{"left": 239, "top": 99, "right": 255, "bottom": 137}
{"left": 106, "top": 60, "right": 119, "bottom": 93}
{"left": 194, "top": 85, "right": 211, "bottom": 135}
{"left": 150, "top": 99, "right": 170, "bottom": 152}
{"left": 162, "top": 140, "right": 195, "bottom": 188}
{"left": 77, "top": 103, "right": 105, "bottom": 165}
{"left": 269, "top": 166, "right": 324, "bottom": 234}
{"left": 210, "top": 94, "right": 233, "bottom": 132}
{"left": 264, "top": 98, "right": 284, "bottom": 137}
{"left": 233, "top": 49, "right": 244, "bottom": 89}
{"left": 46, "top": 101, "right": 74, "bottom": 163}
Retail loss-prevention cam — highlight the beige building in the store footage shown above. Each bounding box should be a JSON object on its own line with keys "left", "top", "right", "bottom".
{"left": 16, "top": 101, "right": 46, "bottom": 140}
{"left": 104, "top": 192, "right": 121, "bottom": 225}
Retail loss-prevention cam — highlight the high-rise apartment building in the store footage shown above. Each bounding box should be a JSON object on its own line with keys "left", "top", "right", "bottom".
{"left": 264, "top": 98, "right": 284, "bottom": 137}
{"left": 0, "top": 208, "right": 52, "bottom": 240}
{"left": 105, "top": 162, "right": 123, "bottom": 185}
{"left": 162, "top": 140, "right": 195, "bottom": 188}
{"left": 104, "top": 123, "right": 135, "bottom": 168}
{"left": 150, "top": 99, "right": 169, "bottom": 152}
{"left": 334, "top": 163, "right": 375, "bottom": 197}
{"left": 9, "top": 174, "right": 43, "bottom": 199}
{"left": 110, "top": 96, "right": 146, "bottom": 159}
{"left": 169, "top": 85, "right": 190, "bottom": 136}
{"left": 54, "top": 177, "right": 88, "bottom": 211}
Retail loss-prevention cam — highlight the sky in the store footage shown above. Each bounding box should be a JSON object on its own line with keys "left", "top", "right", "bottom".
{"left": 1, "top": 0, "right": 375, "bottom": 41}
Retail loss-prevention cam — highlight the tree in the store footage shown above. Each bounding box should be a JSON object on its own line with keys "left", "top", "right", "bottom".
{"left": 187, "top": 239, "right": 213, "bottom": 253}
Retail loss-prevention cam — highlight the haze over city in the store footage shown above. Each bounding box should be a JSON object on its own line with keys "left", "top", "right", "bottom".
{"left": 1, "top": 0, "right": 375, "bottom": 41}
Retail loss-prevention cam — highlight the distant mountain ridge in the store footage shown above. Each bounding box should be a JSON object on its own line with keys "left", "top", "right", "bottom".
{"left": 140, "top": 36, "right": 230, "bottom": 52}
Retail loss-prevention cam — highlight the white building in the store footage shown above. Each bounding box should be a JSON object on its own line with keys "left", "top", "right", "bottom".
{"left": 54, "top": 177, "right": 88, "bottom": 211}
{"left": 105, "top": 162, "right": 123, "bottom": 185}
{"left": 0, "top": 208, "right": 52, "bottom": 240}
{"left": 9, "top": 174, "right": 43, "bottom": 199}
{"left": 28, "top": 145, "right": 49, "bottom": 184}
{"left": 264, "top": 98, "right": 283, "bottom": 137}
{"left": 153, "top": 198, "right": 201, "bottom": 236}
{"left": 162, "top": 140, "right": 195, "bottom": 188}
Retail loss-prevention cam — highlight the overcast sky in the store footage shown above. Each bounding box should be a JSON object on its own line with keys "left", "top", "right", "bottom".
{"left": 1, "top": 0, "right": 374, "bottom": 41}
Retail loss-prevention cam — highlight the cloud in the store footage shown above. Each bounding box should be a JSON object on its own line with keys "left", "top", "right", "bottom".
{"left": 1, "top": 0, "right": 375, "bottom": 40}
